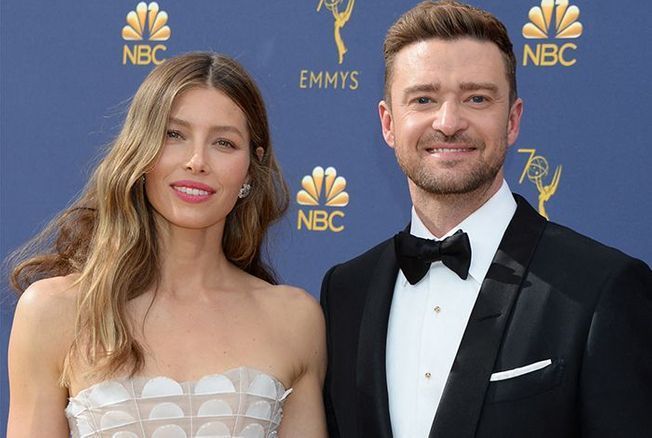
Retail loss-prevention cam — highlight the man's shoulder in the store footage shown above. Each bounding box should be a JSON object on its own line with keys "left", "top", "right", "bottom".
{"left": 326, "top": 235, "right": 395, "bottom": 279}
{"left": 543, "top": 221, "right": 642, "bottom": 265}
{"left": 320, "top": 234, "right": 398, "bottom": 304}
{"left": 513, "top": 194, "right": 647, "bottom": 270}
{"left": 534, "top": 220, "right": 650, "bottom": 288}
{"left": 320, "top": 235, "right": 397, "bottom": 311}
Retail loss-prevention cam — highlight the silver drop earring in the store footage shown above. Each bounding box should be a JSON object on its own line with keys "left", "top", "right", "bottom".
{"left": 238, "top": 183, "right": 251, "bottom": 199}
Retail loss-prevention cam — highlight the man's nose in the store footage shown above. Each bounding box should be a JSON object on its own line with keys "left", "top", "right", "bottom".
{"left": 432, "top": 101, "right": 467, "bottom": 137}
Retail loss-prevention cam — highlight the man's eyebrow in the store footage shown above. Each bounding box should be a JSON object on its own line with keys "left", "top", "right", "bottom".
{"left": 403, "top": 83, "right": 441, "bottom": 97}
{"left": 459, "top": 82, "right": 499, "bottom": 93}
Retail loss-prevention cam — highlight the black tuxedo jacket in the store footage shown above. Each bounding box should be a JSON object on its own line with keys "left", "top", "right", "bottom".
{"left": 320, "top": 195, "right": 652, "bottom": 438}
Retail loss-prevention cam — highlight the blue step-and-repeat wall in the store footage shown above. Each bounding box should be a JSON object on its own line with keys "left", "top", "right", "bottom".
{"left": 1, "top": 0, "right": 651, "bottom": 429}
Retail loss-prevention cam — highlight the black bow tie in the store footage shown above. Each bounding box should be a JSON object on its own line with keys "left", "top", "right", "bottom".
{"left": 394, "top": 230, "right": 472, "bottom": 285}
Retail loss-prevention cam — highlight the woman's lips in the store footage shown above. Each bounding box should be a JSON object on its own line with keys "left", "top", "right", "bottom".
{"left": 170, "top": 180, "right": 216, "bottom": 203}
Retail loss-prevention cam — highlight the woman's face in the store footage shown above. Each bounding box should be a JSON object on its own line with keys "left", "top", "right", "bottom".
{"left": 145, "top": 86, "right": 251, "bottom": 232}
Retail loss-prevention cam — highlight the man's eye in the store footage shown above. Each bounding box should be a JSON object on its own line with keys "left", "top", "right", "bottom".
{"left": 416, "top": 97, "right": 432, "bottom": 104}
{"left": 166, "top": 130, "right": 183, "bottom": 140}
{"left": 469, "top": 95, "right": 487, "bottom": 104}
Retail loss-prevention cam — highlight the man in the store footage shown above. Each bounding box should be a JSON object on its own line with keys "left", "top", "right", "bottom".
{"left": 320, "top": 1, "right": 652, "bottom": 437}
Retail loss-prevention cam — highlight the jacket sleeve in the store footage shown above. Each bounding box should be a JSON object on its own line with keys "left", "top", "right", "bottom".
{"left": 320, "top": 265, "right": 342, "bottom": 438}
{"left": 580, "top": 258, "right": 652, "bottom": 436}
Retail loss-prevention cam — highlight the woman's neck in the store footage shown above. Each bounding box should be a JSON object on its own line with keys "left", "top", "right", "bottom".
{"left": 155, "top": 221, "right": 236, "bottom": 297}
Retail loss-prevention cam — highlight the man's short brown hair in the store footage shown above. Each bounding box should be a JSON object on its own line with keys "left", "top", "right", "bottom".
{"left": 383, "top": 0, "right": 517, "bottom": 104}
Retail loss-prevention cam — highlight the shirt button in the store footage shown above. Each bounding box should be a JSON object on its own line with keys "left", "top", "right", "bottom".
{"left": 425, "top": 372, "right": 432, "bottom": 379}
{"left": 433, "top": 306, "right": 441, "bottom": 313}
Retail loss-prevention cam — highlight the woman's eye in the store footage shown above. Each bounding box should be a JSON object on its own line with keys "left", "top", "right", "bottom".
{"left": 215, "top": 139, "right": 235, "bottom": 149}
{"left": 166, "top": 130, "right": 183, "bottom": 140}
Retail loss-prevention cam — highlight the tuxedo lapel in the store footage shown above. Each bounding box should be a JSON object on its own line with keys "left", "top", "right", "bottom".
{"left": 356, "top": 239, "right": 399, "bottom": 438}
{"left": 429, "top": 196, "right": 547, "bottom": 438}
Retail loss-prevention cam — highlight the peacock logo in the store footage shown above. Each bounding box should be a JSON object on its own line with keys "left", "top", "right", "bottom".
{"left": 521, "top": 0, "right": 584, "bottom": 67}
{"left": 121, "top": 2, "right": 171, "bottom": 65}
{"left": 297, "top": 166, "right": 349, "bottom": 207}
{"left": 522, "top": 0, "right": 582, "bottom": 39}
{"left": 296, "top": 166, "right": 349, "bottom": 232}
{"left": 122, "top": 2, "right": 171, "bottom": 41}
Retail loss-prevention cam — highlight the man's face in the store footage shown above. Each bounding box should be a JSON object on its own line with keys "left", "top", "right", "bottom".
{"left": 379, "top": 38, "right": 523, "bottom": 196}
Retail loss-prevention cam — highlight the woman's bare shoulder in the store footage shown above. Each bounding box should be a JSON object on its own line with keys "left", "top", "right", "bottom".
{"left": 18, "top": 274, "right": 80, "bottom": 311}
{"left": 258, "top": 284, "right": 325, "bottom": 340}
{"left": 14, "top": 274, "right": 80, "bottom": 341}
{"left": 8, "top": 275, "right": 80, "bottom": 436}
{"left": 259, "top": 283, "right": 321, "bottom": 313}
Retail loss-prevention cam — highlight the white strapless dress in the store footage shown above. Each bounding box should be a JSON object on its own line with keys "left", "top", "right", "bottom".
{"left": 65, "top": 367, "right": 293, "bottom": 438}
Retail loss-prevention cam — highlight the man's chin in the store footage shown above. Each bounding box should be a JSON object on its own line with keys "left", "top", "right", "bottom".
{"left": 410, "top": 171, "right": 500, "bottom": 196}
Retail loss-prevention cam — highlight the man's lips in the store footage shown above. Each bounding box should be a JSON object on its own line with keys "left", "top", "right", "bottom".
{"left": 424, "top": 144, "right": 477, "bottom": 154}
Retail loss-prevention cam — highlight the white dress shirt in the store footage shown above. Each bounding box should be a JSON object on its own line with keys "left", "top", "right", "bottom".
{"left": 386, "top": 180, "right": 517, "bottom": 438}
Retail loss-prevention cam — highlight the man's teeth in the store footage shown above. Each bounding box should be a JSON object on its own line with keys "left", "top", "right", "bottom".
{"left": 430, "top": 148, "right": 467, "bottom": 152}
{"left": 174, "top": 186, "right": 210, "bottom": 196}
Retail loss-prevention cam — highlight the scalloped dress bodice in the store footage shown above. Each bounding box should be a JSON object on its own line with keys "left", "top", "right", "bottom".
{"left": 65, "top": 367, "right": 293, "bottom": 438}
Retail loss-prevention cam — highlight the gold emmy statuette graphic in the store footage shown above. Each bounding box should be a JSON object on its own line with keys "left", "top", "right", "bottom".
{"left": 518, "top": 149, "right": 562, "bottom": 220}
{"left": 523, "top": 0, "right": 582, "bottom": 39}
{"left": 122, "top": 2, "right": 171, "bottom": 41}
{"left": 297, "top": 166, "right": 349, "bottom": 207}
{"left": 317, "top": 0, "right": 355, "bottom": 64}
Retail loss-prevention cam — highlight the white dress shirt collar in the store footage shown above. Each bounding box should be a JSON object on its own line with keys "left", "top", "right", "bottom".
{"left": 409, "top": 179, "right": 517, "bottom": 284}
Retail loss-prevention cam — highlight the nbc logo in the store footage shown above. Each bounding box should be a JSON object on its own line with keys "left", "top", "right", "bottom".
{"left": 296, "top": 166, "right": 349, "bottom": 232}
{"left": 521, "top": 0, "right": 583, "bottom": 67}
{"left": 122, "top": 2, "right": 171, "bottom": 66}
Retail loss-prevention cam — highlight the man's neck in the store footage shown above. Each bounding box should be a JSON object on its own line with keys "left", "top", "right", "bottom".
{"left": 409, "top": 177, "right": 503, "bottom": 238}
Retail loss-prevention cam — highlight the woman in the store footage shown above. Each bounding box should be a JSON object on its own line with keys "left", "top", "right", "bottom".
{"left": 7, "top": 52, "right": 327, "bottom": 437}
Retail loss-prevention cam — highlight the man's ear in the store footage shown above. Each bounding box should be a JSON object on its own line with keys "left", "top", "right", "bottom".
{"left": 379, "top": 100, "right": 396, "bottom": 148}
{"left": 507, "top": 98, "right": 524, "bottom": 147}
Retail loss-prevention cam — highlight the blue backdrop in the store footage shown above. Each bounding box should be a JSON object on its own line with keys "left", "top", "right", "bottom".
{"left": 2, "top": 0, "right": 651, "bottom": 430}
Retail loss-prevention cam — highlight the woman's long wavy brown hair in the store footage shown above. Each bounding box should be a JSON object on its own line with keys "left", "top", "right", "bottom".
{"left": 8, "top": 52, "right": 289, "bottom": 384}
